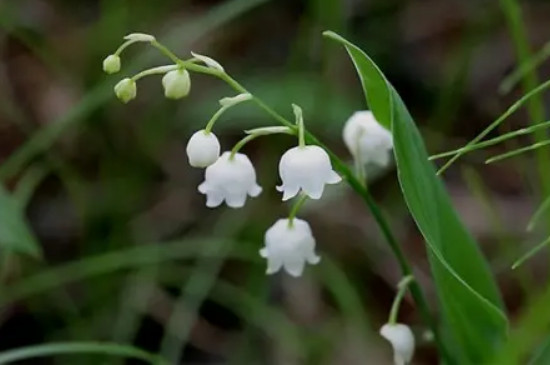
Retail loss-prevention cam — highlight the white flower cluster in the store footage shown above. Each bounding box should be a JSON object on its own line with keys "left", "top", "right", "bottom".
{"left": 185, "top": 102, "right": 341, "bottom": 277}
{"left": 103, "top": 33, "right": 394, "bottom": 278}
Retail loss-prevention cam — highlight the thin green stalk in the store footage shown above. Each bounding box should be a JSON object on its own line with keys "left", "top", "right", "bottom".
{"left": 288, "top": 194, "right": 308, "bottom": 227}
{"left": 230, "top": 134, "right": 256, "bottom": 159}
{"left": 500, "top": 42, "right": 550, "bottom": 94}
{"left": 114, "top": 40, "right": 136, "bottom": 56}
{"left": 512, "top": 236, "right": 550, "bottom": 270}
{"left": 430, "top": 120, "right": 550, "bottom": 160}
{"left": 499, "top": 0, "right": 550, "bottom": 221}
{"left": 150, "top": 40, "right": 184, "bottom": 66}
{"left": 485, "top": 140, "right": 550, "bottom": 164}
{"left": 204, "top": 106, "right": 229, "bottom": 133}
{"left": 527, "top": 195, "right": 550, "bottom": 232}
{"left": 131, "top": 65, "right": 178, "bottom": 81}
{"left": 0, "top": 342, "right": 166, "bottom": 365}
{"left": 388, "top": 275, "right": 414, "bottom": 324}
{"left": 436, "top": 78, "right": 550, "bottom": 175}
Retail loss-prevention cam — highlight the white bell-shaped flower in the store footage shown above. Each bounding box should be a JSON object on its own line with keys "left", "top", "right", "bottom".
{"left": 186, "top": 130, "right": 220, "bottom": 168}
{"left": 343, "top": 110, "right": 393, "bottom": 167}
{"left": 259, "top": 218, "right": 320, "bottom": 277}
{"left": 114, "top": 78, "right": 137, "bottom": 103}
{"left": 380, "top": 323, "right": 415, "bottom": 365}
{"left": 198, "top": 152, "right": 262, "bottom": 208}
{"left": 277, "top": 146, "right": 341, "bottom": 201}
{"left": 103, "top": 54, "right": 121, "bottom": 74}
{"left": 162, "top": 69, "right": 191, "bottom": 99}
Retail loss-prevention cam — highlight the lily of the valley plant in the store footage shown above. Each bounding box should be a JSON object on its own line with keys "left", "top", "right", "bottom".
{"left": 103, "top": 32, "right": 407, "bottom": 360}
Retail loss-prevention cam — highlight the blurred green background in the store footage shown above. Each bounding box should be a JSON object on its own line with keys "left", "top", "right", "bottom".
{"left": 1, "top": 0, "right": 550, "bottom": 364}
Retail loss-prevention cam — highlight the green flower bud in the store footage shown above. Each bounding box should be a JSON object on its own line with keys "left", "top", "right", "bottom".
{"left": 114, "top": 78, "right": 137, "bottom": 103}
{"left": 161, "top": 69, "right": 191, "bottom": 99}
{"left": 102, "top": 54, "right": 121, "bottom": 74}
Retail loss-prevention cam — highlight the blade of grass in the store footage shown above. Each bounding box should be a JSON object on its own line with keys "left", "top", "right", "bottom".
{"left": 500, "top": 41, "right": 550, "bottom": 95}
{"left": 485, "top": 140, "right": 550, "bottom": 164}
{"left": 430, "top": 120, "right": 550, "bottom": 160}
{"left": 0, "top": 238, "right": 256, "bottom": 308}
{"left": 499, "top": 0, "right": 550, "bottom": 213}
{"left": 512, "top": 236, "right": 550, "bottom": 269}
{"left": 435, "top": 78, "right": 550, "bottom": 175}
{"left": 0, "top": 342, "right": 166, "bottom": 365}
{"left": 527, "top": 195, "right": 550, "bottom": 232}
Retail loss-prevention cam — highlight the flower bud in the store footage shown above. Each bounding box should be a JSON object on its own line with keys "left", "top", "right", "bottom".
{"left": 114, "top": 78, "right": 137, "bottom": 103}
{"left": 186, "top": 130, "right": 220, "bottom": 168}
{"left": 260, "top": 218, "right": 320, "bottom": 277}
{"left": 380, "top": 323, "right": 415, "bottom": 365}
{"left": 102, "top": 54, "right": 121, "bottom": 74}
{"left": 162, "top": 69, "right": 191, "bottom": 99}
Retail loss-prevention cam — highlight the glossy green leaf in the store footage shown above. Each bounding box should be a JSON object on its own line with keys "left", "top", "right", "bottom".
{"left": 0, "top": 184, "right": 41, "bottom": 257}
{"left": 325, "top": 31, "right": 508, "bottom": 362}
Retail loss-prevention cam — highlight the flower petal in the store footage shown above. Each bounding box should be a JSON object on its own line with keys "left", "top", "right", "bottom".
{"left": 248, "top": 184, "right": 263, "bottom": 197}
{"left": 327, "top": 170, "right": 342, "bottom": 184}
{"left": 283, "top": 256, "right": 306, "bottom": 277}
{"left": 205, "top": 193, "right": 224, "bottom": 208}
{"left": 265, "top": 255, "right": 284, "bottom": 275}
{"left": 225, "top": 193, "right": 247, "bottom": 208}
{"left": 301, "top": 182, "right": 325, "bottom": 200}
{"left": 279, "top": 184, "right": 300, "bottom": 201}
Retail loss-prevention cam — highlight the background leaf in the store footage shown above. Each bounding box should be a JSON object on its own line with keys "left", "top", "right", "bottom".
{"left": 325, "top": 31, "right": 508, "bottom": 362}
{"left": 0, "top": 185, "right": 41, "bottom": 258}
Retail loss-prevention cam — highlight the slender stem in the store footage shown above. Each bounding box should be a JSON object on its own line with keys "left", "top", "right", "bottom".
{"left": 292, "top": 104, "right": 305, "bottom": 147}
{"left": 430, "top": 120, "right": 550, "bottom": 160}
{"left": 485, "top": 140, "right": 550, "bottom": 164}
{"left": 288, "top": 194, "right": 308, "bottom": 228}
{"left": 388, "top": 275, "right": 415, "bottom": 324}
{"left": 230, "top": 134, "right": 256, "bottom": 159}
{"left": 204, "top": 106, "right": 229, "bottom": 133}
{"left": 114, "top": 40, "right": 135, "bottom": 56}
{"left": 151, "top": 40, "right": 185, "bottom": 65}
{"left": 131, "top": 65, "right": 178, "bottom": 82}
{"left": 500, "top": 42, "right": 550, "bottom": 94}
{"left": 527, "top": 195, "right": 550, "bottom": 232}
{"left": 512, "top": 236, "right": 550, "bottom": 269}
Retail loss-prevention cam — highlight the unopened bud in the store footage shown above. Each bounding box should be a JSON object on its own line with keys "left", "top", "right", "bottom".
{"left": 114, "top": 78, "right": 137, "bottom": 103}
{"left": 162, "top": 69, "right": 191, "bottom": 99}
{"left": 103, "top": 54, "right": 121, "bottom": 74}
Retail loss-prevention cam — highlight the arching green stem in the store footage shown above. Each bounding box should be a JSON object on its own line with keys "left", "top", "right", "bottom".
{"left": 131, "top": 65, "right": 178, "bottom": 82}
{"left": 204, "top": 106, "right": 229, "bottom": 134}
{"left": 288, "top": 194, "right": 308, "bottom": 228}
{"left": 389, "top": 275, "right": 414, "bottom": 324}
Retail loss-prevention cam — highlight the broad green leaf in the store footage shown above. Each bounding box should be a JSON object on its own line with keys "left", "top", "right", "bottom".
{"left": 325, "top": 31, "right": 508, "bottom": 362}
{"left": 0, "top": 184, "right": 41, "bottom": 257}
